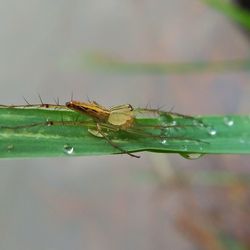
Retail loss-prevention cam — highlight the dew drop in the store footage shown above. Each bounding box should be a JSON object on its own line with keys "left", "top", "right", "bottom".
{"left": 223, "top": 116, "right": 234, "bottom": 127}
{"left": 192, "top": 119, "right": 205, "bottom": 128}
{"left": 193, "top": 118, "right": 203, "bottom": 126}
{"left": 239, "top": 137, "right": 245, "bottom": 144}
{"left": 171, "top": 120, "right": 177, "bottom": 126}
{"left": 192, "top": 120, "right": 198, "bottom": 126}
{"left": 7, "top": 144, "right": 14, "bottom": 152}
{"left": 161, "top": 139, "right": 167, "bottom": 145}
{"left": 180, "top": 153, "right": 204, "bottom": 160}
{"left": 207, "top": 127, "right": 217, "bottom": 136}
{"left": 47, "top": 122, "right": 53, "bottom": 127}
{"left": 63, "top": 145, "right": 74, "bottom": 155}
{"left": 239, "top": 133, "right": 249, "bottom": 144}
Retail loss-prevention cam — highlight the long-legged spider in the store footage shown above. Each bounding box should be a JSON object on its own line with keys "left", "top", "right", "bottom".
{"left": 0, "top": 100, "right": 206, "bottom": 158}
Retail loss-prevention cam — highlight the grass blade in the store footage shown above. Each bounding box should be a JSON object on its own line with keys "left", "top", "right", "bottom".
{"left": 201, "top": 0, "right": 250, "bottom": 30}
{"left": 83, "top": 53, "right": 250, "bottom": 75}
{"left": 0, "top": 106, "right": 250, "bottom": 158}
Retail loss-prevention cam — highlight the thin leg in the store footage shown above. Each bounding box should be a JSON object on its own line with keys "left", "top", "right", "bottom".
{"left": 0, "top": 120, "right": 96, "bottom": 130}
{"left": 96, "top": 123, "right": 140, "bottom": 158}
{"left": 0, "top": 103, "right": 67, "bottom": 110}
{"left": 124, "top": 126, "right": 207, "bottom": 144}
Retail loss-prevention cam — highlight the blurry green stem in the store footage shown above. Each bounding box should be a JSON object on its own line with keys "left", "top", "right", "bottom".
{"left": 84, "top": 53, "right": 250, "bottom": 74}
{"left": 201, "top": 0, "right": 250, "bottom": 30}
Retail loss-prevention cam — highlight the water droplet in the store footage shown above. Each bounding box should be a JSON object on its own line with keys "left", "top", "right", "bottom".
{"left": 180, "top": 153, "right": 204, "bottom": 160}
{"left": 181, "top": 145, "right": 188, "bottom": 151}
{"left": 171, "top": 120, "right": 177, "bottom": 126}
{"left": 239, "top": 134, "right": 248, "bottom": 143}
{"left": 192, "top": 119, "right": 198, "bottom": 126}
{"left": 63, "top": 145, "right": 74, "bottom": 155}
{"left": 208, "top": 127, "right": 217, "bottom": 136}
{"left": 192, "top": 119, "right": 205, "bottom": 128}
{"left": 239, "top": 137, "right": 245, "bottom": 144}
{"left": 161, "top": 139, "right": 168, "bottom": 145}
{"left": 7, "top": 144, "right": 14, "bottom": 152}
{"left": 223, "top": 116, "right": 234, "bottom": 127}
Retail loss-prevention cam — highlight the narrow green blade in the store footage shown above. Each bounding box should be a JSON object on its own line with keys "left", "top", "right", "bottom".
{"left": 202, "top": 0, "right": 250, "bottom": 30}
{"left": 82, "top": 53, "right": 250, "bottom": 75}
{"left": 0, "top": 106, "right": 250, "bottom": 158}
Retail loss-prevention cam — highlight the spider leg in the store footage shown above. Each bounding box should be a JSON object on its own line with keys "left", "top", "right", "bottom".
{"left": 0, "top": 120, "right": 96, "bottom": 130}
{"left": 96, "top": 123, "right": 140, "bottom": 158}
{"left": 0, "top": 121, "right": 54, "bottom": 129}
{"left": 124, "top": 125, "right": 207, "bottom": 144}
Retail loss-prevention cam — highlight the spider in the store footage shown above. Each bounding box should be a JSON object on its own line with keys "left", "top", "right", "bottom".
{"left": 0, "top": 99, "right": 206, "bottom": 158}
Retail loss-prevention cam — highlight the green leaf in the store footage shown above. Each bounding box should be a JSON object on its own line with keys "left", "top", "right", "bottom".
{"left": 0, "top": 106, "right": 250, "bottom": 158}
{"left": 82, "top": 53, "right": 250, "bottom": 75}
{"left": 202, "top": 0, "right": 250, "bottom": 30}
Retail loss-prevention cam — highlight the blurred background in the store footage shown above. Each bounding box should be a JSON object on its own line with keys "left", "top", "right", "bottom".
{"left": 0, "top": 0, "right": 250, "bottom": 249}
